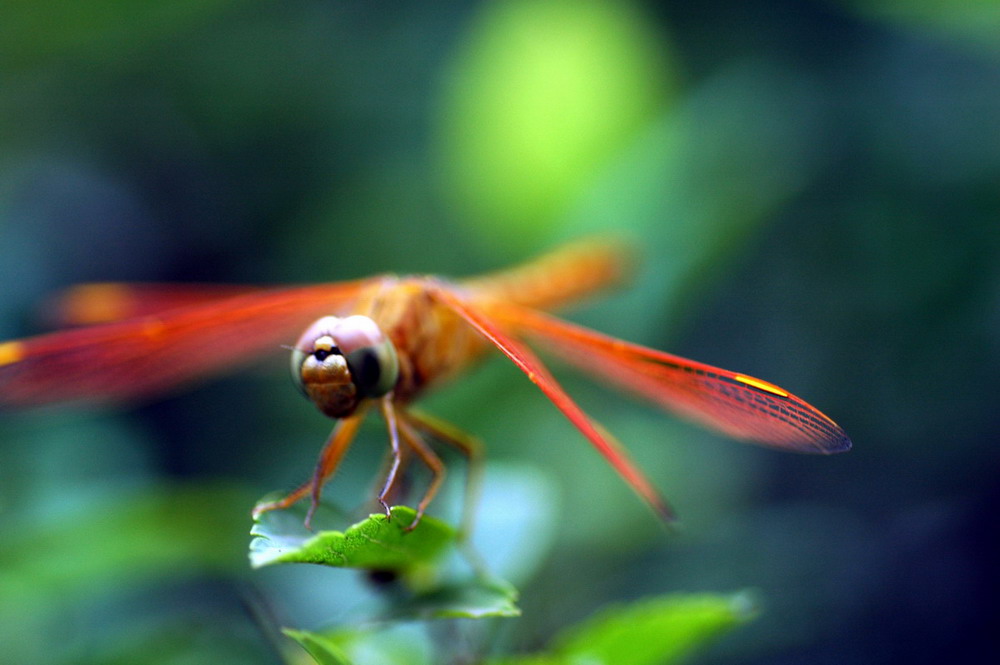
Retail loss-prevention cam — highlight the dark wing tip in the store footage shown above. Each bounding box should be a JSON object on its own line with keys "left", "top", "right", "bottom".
{"left": 815, "top": 426, "right": 852, "bottom": 454}
{"left": 828, "top": 432, "right": 853, "bottom": 453}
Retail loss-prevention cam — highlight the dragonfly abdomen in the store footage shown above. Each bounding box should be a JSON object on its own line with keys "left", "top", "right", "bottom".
{"left": 463, "top": 237, "right": 632, "bottom": 313}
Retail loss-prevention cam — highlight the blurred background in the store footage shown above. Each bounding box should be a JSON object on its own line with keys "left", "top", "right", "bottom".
{"left": 1, "top": 0, "right": 998, "bottom": 663}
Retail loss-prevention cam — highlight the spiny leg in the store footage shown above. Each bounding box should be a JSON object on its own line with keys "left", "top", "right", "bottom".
{"left": 251, "top": 409, "right": 367, "bottom": 529}
{"left": 405, "top": 409, "right": 485, "bottom": 539}
{"left": 376, "top": 394, "right": 403, "bottom": 519}
{"left": 373, "top": 438, "right": 412, "bottom": 509}
{"left": 395, "top": 414, "right": 445, "bottom": 532}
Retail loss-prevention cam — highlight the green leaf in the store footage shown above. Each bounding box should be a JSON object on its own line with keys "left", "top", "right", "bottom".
{"left": 283, "top": 628, "right": 354, "bottom": 665}
{"left": 283, "top": 624, "right": 435, "bottom": 665}
{"left": 495, "top": 592, "right": 757, "bottom": 665}
{"left": 249, "top": 505, "right": 456, "bottom": 571}
{"left": 250, "top": 499, "right": 522, "bottom": 621}
{"left": 385, "top": 575, "right": 521, "bottom": 620}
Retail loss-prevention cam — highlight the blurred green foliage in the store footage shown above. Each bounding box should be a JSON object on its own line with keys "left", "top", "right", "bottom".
{"left": 839, "top": 0, "right": 1000, "bottom": 53}
{"left": 1, "top": 0, "right": 999, "bottom": 663}
{"left": 438, "top": 0, "right": 675, "bottom": 249}
{"left": 284, "top": 591, "right": 754, "bottom": 665}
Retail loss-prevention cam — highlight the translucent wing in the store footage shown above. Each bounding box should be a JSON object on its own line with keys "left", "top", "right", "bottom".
{"left": 430, "top": 285, "right": 675, "bottom": 520}
{"left": 0, "top": 280, "right": 376, "bottom": 408}
{"left": 42, "top": 283, "right": 269, "bottom": 326}
{"left": 484, "top": 302, "right": 851, "bottom": 454}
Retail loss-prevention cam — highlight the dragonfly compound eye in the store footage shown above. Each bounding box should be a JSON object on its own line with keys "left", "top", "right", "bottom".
{"left": 334, "top": 316, "right": 399, "bottom": 399}
{"left": 290, "top": 318, "right": 357, "bottom": 417}
{"left": 290, "top": 316, "right": 398, "bottom": 417}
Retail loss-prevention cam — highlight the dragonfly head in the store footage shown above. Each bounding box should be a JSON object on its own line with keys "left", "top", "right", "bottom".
{"left": 291, "top": 315, "right": 399, "bottom": 418}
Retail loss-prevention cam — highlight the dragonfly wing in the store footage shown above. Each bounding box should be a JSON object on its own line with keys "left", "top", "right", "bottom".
{"left": 0, "top": 279, "right": 376, "bottom": 408}
{"left": 430, "top": 285, "right": 675, "bottom": 521}
{"left": 483, "top": 302, "right": 851, "bottom": 454}
{"left": 42, "top": 283, "right": 270, "bottom": 326}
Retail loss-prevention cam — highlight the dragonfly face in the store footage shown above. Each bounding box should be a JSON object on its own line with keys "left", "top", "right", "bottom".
{"left": 291, "top": 315, "right": 400, "bottom": 419}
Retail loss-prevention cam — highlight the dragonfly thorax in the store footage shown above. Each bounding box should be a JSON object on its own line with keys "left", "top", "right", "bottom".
{"left": 290, "top": 315, "right": 399, "bottom": 418}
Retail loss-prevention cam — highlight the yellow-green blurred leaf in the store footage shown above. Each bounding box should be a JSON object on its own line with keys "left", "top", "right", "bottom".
{"left": 493, "top": 592, "right": 757, "bottom": 665}
{"left": 437, "top": 0, "right": 675, "bottom": 249}
{"left": 284, "top": 628, "right": 355, "bottom": 665}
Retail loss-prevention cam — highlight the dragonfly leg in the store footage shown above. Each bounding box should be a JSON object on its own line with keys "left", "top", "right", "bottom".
{"left": 372, "top": 438, "right": 412, "bottom": 509}
{"left": 405, "top": 409, "right": 484, "bottom": 539}
{"left": 376, "top": 394, "right": 403, "bottom": 519}
{"left": 395, "top": 414, "right": 445, "bottom": 532}
{"left": 251, "top": 409, "right": 367, "bottom": 529}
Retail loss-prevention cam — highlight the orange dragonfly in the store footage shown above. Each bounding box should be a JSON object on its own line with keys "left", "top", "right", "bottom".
{"left": 0, "top": 238, "right": 850, "bottom": 527}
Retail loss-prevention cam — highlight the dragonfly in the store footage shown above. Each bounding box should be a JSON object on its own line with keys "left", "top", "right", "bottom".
{"left": 0, "top": 238, "right": 850, "bottom": 528}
